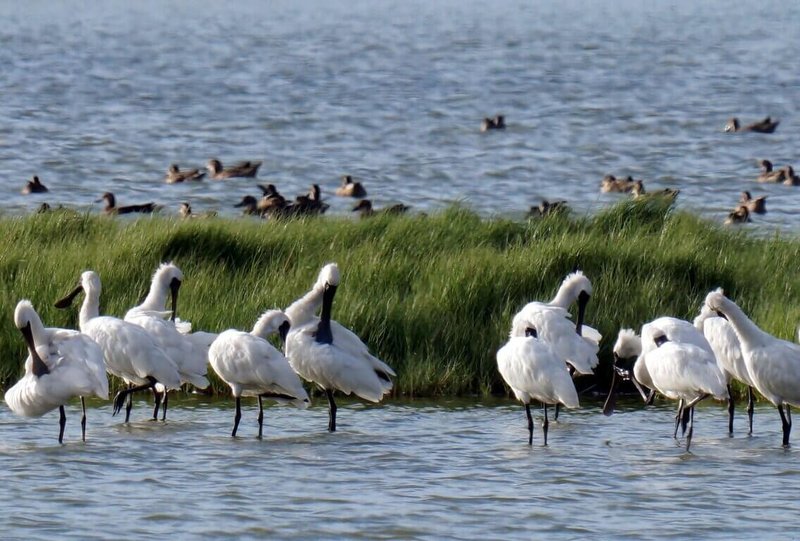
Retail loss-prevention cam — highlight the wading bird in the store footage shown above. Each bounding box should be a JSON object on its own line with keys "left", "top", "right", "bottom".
{"left": 208, "top": 309, "right": 310, "bottom": 437}
{"left": 284, "top": 263, "right": 395, "bottom": 431}
{"left": 5, "top": 300, "right": 108, "bottom": 443}
{"left": 55, "top": 271, "right": 181, "bottom": 423}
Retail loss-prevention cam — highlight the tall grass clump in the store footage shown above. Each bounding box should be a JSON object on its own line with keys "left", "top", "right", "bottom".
{"left": 2, "top": 200, "right": 800, "bottom": 398}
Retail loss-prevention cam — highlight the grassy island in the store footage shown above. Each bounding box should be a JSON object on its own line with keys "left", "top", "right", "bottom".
{"left": 2, "top": 199, "right": 799, "bottom": 398}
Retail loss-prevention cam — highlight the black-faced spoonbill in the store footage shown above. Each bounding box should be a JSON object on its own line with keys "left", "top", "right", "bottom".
{"left": 284, "top": 263, "right": 395, "bottom": 432}
{"left": 208, "top": 309, "right": 310, "bottom": 437}
{"left": 5, "top": 300, "right": 108, "bottom": 443}
{"left": 55, "top": 271, "right": 181, "bottom": 423}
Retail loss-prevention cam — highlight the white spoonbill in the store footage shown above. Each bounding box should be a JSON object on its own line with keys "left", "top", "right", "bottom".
{"left": 55, "top": 270, "right": 181, "bottom": 423}
{"left": 704, "top": 289, "right": 800, "bottom": 447}
{"left": 5, "top": 300, "right": 108, "bottom": 443}
{"left": 284, "top": 263, "right": 395, "bottom": 432}
{"left": 125, "top": 262, "right": 212, "bottom": 420}
{"left": 614, "top": 330, "right": 727, "bottom": 450}
{"left": 496, "top": 324, "right": 579, "bottom": 445}
{"left": 694, "top": 299, "right": 757, "bottom": 435}
{"left": 208, "top": 309, "right": 310, "bottom": 437}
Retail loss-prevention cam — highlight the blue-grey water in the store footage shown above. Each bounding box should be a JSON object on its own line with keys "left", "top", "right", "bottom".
{"left": 0, "top": 396, "right": 798, "bottom": 540}
{"left": 0, "top": 0, "right": 799, "bottom": 231}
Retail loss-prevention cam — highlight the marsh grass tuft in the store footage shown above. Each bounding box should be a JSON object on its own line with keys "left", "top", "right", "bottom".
{"left": 2, "top": 201, "right": 799, "bottom": 399}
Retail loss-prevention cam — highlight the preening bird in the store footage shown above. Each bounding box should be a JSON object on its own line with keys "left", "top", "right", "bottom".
{"left": 284, "top": 263, "right": 395, "bottom": 432}
{"left": 208, "top": 309, "right": 310, "bottom": 437}
{"left": 55, "top": 270, "right": 181, "bottom": 423}
{"left": 124, "top": 262, "right": 213, "bottom": 420}
{"left": 5, "top": 300, "right": 108, "bottom": 443}
{"left": 496, "top": 325, "right": 579, "bottom": 445}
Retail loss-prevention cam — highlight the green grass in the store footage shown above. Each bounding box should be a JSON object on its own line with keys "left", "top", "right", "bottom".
{"left": 2, "top": 199, "right": 800, "bottom": 399}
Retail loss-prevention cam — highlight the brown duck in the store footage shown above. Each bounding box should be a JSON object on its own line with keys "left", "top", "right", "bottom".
{"left": 757, "top": 160, "right": 785, "bottom": 183}
{"left": 21, "top": 175, "right": 49, "bottom": 194}
{"left": 352, "top": 199, "right": 409, "bottom": 218}
{"left": 739, "top": 191, "right": 766, "bottom": 214}
{"left": 97, "top": 192, "right": 160, "bottom": 215}
{"left": 206, "top": 159, "right": 262, "bottom": 180}
{"left": 527, "top": 199, "right": 569, "bottom": 217}
{"left": 165, "top": 164, "right": 205, "bottom": 184}
{"left": 480, "top": 115, "right": 506, "bottom": 132}
{"left": 336, "top": 175, "right": 367, "bottom": 198}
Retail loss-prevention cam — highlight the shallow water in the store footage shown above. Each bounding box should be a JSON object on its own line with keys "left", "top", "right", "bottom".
{"left": 0, "top": 0, "right": 799, "bottom": 232}
{"left": 1, "top": 395, "right": 798, "bottom": 539}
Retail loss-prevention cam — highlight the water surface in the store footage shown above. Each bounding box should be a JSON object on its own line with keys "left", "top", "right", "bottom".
{"left": 0, "top": 0, "right": 798, "bottom": 232}
{"left": 1, "top": 396, "right": 797, "bottom": 539}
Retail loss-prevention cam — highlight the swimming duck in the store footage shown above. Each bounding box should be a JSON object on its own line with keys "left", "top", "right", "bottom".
{"left": 21, "top": 175, "right": 48, "bottom": 194}
{"left": 292, "top": 184, "right": 329, "bottom": 215}
{"left": 335, "top": 175, "right": 367, "bottom": 198}
{"left": 757, "top": 160, "right": 786, "bottom": 183}
{"left": 352, "top": 199, "right": 409, "bottom": 218}
{"left": 724, "top": 205, "right": 750, "bottom": 225}
{"left": 782, "top": 166, "right": 800, "bottom": 186}
{"left": 480, "top": 115, "right": 506, "bottom": 132}
{"left": 97, "top": 192, "right": 160, "bottom": 215}
{"left": 206, "top": 159, "right": 262, "bottom": 180}
{"left": 165, "top": 164, "right": 205, "bottom": 184}
{"left": 178, "top": 202, "right": 217, "bottom": 219}
{"left": 631, "top": 181, "right": 680, "bottom": 200}
{"left": 234, "top": 195, "right": 265, "bottom": 216}
{"left": 725, "top": 116, "right": 780, "bottom": 134}
{"left": 739, "top": 191, "right": 767, "bottom": 214}
{"left": 600, "top": 174, "right": 640, "bottom": 193}
{"left": 527, "top": 199, "right": 569, "bottom": 217}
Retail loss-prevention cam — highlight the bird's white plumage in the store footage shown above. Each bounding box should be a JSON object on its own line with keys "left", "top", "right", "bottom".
{"left": 5, "top": 301, "right": 108, "bottom": 418}
{"left": 642, "top": 341, "right": 728, "bottom": 403}
{"left": 124, "top": 262, "right": 210, "bottom": 389}
{"left": 74, "top": 271, "right": 181, "bottom": 390}
{"left": 694, "top": 302, "right": 752, "bottom": 387}
{"left": 496, "top": 335, "right": 579, "bottom": 408}
{"left": 511, "top": 305, "right": 599, "bottom": 374}
{"left": 286, "top": 319, "right": 395, "bottom": 402}
{"left": 705, "top": 290, "right": 800, "bottom": 407}
{"left": 208, "top": 310, "right": 309, "bottom": 407}
{"left": 284, "top": 263, "right": 340, "bottom": 329}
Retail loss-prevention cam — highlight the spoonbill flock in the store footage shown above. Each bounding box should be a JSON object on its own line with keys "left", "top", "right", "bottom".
{"left": 3, "top": 263, "right": 799, "bottom": 453}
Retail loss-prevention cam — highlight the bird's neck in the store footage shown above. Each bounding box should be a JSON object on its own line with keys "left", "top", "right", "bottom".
{"left": 79, "top": 291, "right": 101, "bottom": 329}
{"left": 716, "top": 297, "right": 767, "bottom": 348}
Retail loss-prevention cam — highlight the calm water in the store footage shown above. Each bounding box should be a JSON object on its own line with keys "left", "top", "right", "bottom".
{"left": 0, "top": 396, "right": 798, "bottom": 539}
{"left": 0, "top": 0, "right": 799, "bottom": 231}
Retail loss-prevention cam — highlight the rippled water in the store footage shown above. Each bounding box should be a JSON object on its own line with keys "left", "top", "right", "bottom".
{"left": 1, "top": 395, "right": 798, "bottom": 539}
{"left": 0, "top": 0, "right": 799, "bottom": 231}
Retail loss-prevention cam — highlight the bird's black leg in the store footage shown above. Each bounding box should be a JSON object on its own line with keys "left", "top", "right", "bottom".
{"left": 232, "top": 396, "right": 242, "bottom": 437}
{"left": 125, "top": 386, "right": 133, "bottom": 423}
{"left": 680, "top": 403, "right": 691, "bottom": 436}
{"left": 686, "top": 406, "right": 695, "bottom": 452}
{"left": 525, "top": 403, "right": 534, "bottom": 445}
{"left": 80, "top": 397, "right": 87, "bottom": 442}
{"left": 326, "top": 389, "right": 337, "bottom": 432}
{"left": 113, "top": 378, "right": 157, "bottom": 421}
{"left": 747, "top": 386, "right": 755, "bottom": 435}
{"left": 727, "top": 384, "right": 735, "bottom": 436}
{"left": 58, "top": 405, "right": 67, "bottom": 444}
{"left": 554, "top": 403, "right": 560, "bottom": 421}
{"left": 152, "top": 387, "right": 162, "bottom": 421}
{"left": 542, "top": 403, "right": 549, "bottom": 447}
{"left": 778, "top": 404, "right": 793, "bottom": 448}
{"left": 673, "top": 399, "right": 684, "bottom": 438}
{"left": 161, "top": 392, "right": 169, "bottom": 421}
{"left": 257, "top": 396, "right": 264, "bottom": 439}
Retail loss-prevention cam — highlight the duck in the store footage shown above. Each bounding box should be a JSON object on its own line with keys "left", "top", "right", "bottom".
{"left": 739, "top": 191, "right": 767, "bottom": 214}
{"left": 352, "top": 199, "right": 410, "bottom": 218}
{"left": 600, "top": 174, "right": 639, "bottom": 193}
{"left": 165, "top": 164, "right": 205, "bottom": 184}
{"left": 725, "top": 116, "right": 780, "bottom": 133}
{"left": 21, "top": 175, "right": 49, "bottom": 194}
{"left": 292, "top": 185, "right": 329, "bottom": 216}
{"left": 96, "top": 192, "right": 160, "bottom": 215}
{"left": 782, "top": 166, "right": 800, "bottom": 186}
{"left": 724, "top": 205, "right": 750, "bottom": 225}
{"left": 527, "top": 199, "right": 569, "bottom": 217}
{"left": 630, "top": 180, "right": 680, "bottom": 200}
{"left": 178, "top": 202, "right": 217, "bottom": 219}
{"left": 335, "top": 175, "right": 367, "bottom": 198}
{"left": 756, "top": 160, "right": 786, "bottom": 183}
{"left": 206, "top": 159, "right": 262, "bottom": 180}
{"left": 480, "top": 115, "right": 506, "bottom": 132}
